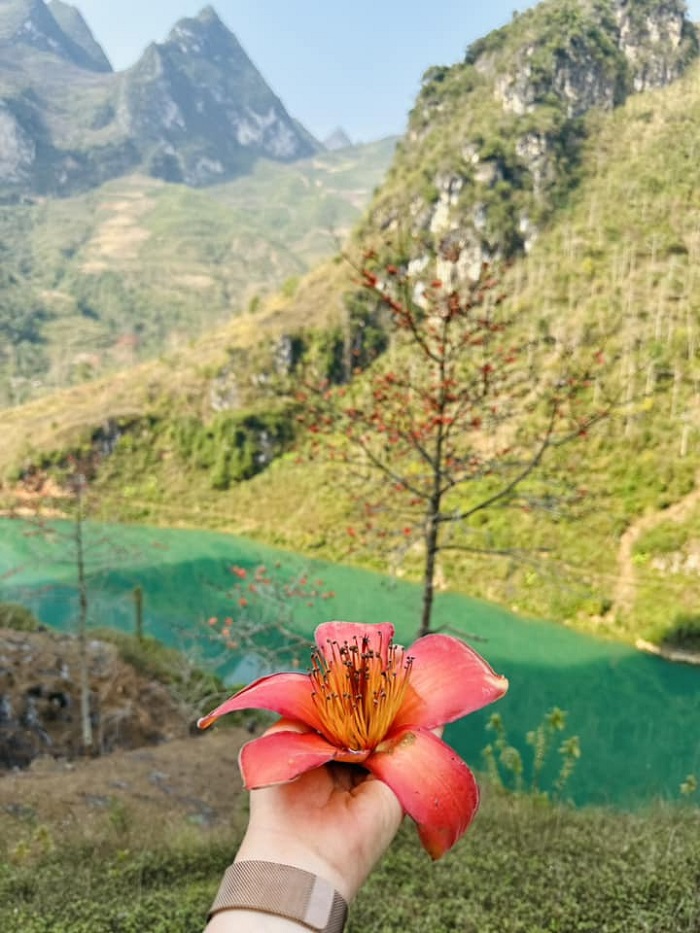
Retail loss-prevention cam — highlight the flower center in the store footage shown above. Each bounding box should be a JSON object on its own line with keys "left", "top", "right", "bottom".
{"left": 310, "top": 635, "right": 413, "bottom": 751}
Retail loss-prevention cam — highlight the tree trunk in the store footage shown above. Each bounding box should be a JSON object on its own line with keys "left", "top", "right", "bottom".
{"left": 133, "top": 585, "right": 144, "bottom": 642}
{"left": 75, "top": 479, "right": 93, "bottom": 754}
{"left": 419, "top": 338, "right": 448, "bottom": 639}
{"left": 419, "top": 509, "right": 440, "bottom": 638}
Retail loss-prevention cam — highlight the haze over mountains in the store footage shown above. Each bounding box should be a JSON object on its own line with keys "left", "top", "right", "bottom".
{"left": 0, "top": 0, "right": 320, "bottom": 195}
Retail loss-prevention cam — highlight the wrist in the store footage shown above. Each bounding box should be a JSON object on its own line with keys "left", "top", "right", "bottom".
{"left": 207, "top": 909, "right": 309, "bottom": 932}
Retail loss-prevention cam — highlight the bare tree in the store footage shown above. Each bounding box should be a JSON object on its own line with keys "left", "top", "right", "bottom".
{"left": 6, "top": 454, "right": 131, "bottom": 753}
{"left": 298, "top": 253, "right": 612, "bottom": 637}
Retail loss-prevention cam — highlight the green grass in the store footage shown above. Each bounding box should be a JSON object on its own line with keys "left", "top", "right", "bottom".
{"left": 1, "top": 793, "right": 697, "bottom": 932}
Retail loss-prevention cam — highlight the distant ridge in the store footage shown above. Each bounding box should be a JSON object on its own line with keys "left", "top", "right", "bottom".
{"left": 323, "top": 127, "right": 353, "bottom": 151}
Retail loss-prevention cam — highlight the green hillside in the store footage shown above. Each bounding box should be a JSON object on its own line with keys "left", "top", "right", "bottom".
{"left": 364, "top": 0, "right": 696, "bottom": 260}
{"left": 0, "top": 137, "right": 395, "bottom": 405}
{"left": 3, "top": 0, "right": 700, "bottom": 647}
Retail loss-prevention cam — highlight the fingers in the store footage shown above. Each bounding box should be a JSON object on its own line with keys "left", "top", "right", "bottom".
{"left": 262, "top": 717, "right": 313, "bottom": 736}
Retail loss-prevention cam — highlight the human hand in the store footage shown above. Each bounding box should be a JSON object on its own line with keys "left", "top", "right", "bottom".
{"left": 201, "top": 620, "right": 507, "bottom": 931}
{"left": 204, "top": 723, "right": 404, "bottom": 931}
{"left": 233, "top": 725, "right": 404, "bottom": 903}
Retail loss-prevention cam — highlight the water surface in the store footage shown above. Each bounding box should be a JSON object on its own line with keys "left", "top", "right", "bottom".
{"left": 1, "top": 517, "right": 698, "bottom": 807}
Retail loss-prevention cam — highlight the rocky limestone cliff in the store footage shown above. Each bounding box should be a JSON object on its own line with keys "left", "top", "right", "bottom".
{"left": 0, "top": 0, "right": 111, "bottom": 72}
{"left": 47, "top": 0, "right": 112, "bottom": 72}
{"left": 0, "top": 4, "right": 319, "bottom": 195}
{"left": 369, "top": 0, "right": 698, "bottom": 284}
{"left": 617, "top": 0, "right": 691, "bottom": 90}
{"left": 118, "top": 6, "right": 318, "bottom": 186}
{"left": 0, "top": 100, "right": 36, "bottom": 184}
{"left": 493, "top": 0, "right": 694, "bottom": 117}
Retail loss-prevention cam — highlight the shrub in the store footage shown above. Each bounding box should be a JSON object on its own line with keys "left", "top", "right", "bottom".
{"left": 90, "top": 629, "right": 226, "bottom": 716}
{"left": 662, "top": 613, "right": 700, "bottom": 651}
{"left": 0, "top": 602, "right": 41, "bottom": 632}
{"left": 633, "top": 523, "right": 688, "bottom": 557}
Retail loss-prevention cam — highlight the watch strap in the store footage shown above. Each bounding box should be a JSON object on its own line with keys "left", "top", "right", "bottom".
{"left": 208, "top": 860, "right": 348, "bottom": 932}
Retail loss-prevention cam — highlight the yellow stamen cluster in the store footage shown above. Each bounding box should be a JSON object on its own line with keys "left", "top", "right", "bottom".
{"left": 310, "top": 635, "right": 413, "bottom": 751}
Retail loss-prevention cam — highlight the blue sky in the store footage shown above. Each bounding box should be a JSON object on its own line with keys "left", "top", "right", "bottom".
{"left": 75, "top": 1, "right": 700, "bottom": 143}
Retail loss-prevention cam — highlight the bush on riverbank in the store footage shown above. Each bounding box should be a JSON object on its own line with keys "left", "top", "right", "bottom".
{"left": 663, "top": 613, "right": 700, "bottom": 652}
{"left": 0, "top": 603, "right": 41, "bottom": 632}
{"left": 1, "top": 788, "right": 697, "bottom": 932}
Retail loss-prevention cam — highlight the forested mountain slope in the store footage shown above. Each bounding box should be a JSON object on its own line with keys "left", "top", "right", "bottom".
{"left": 3, "top": 0, "right": 700, "bottom": 645}
{"left": 0, "top": 136, "right": 395, "bottom": 404}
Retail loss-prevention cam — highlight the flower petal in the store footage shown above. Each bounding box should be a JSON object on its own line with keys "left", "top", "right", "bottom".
{"left": 197, "top": 672, "right": 321, "bottom": 731}
{"left": 366, "top": 727, "right": 479, "bottom": 859}
{"left": 315, "top": 621, "right": 396, "bottom": 664}
{"left": 239, "top": 729, "right": 339, "bottom": 788}
{"left": 392, "top": 634, "right": 508, "bottom": 731}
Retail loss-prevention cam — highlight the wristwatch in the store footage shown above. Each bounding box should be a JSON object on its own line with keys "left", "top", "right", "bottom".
{"left": 208, "top": 860, "right": 349, "bottom": 932}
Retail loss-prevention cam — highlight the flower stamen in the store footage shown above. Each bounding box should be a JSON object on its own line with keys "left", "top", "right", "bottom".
{"left": 310, "top": 634, "right": 413, "bottom": 750}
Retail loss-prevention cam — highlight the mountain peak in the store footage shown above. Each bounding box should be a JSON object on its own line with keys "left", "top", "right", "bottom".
{"left": 47, "top": 0, "right": 112, "bottom": 72}
{"left": 323, "top": 127, "right": 353, "bottom": 151}
{"left": 196, "top": 5, "right": 222, "bottom": 25}
{"left": 121, "top": 5, "right": 319, "bottom": 186}
{"left": 166, "top": 4, "right": 246, "bottom": 58}
{"left": 0, "top": 0, "right": 112, "bottom": 72}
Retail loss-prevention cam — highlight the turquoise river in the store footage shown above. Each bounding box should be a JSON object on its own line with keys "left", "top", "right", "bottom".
{"left": 0, "top": 517, "right": 698, "bottom": 808}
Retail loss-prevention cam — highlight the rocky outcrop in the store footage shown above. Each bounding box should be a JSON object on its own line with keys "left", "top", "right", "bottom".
{"left": 370, "top": 0, "right": 698, "bottom": 282}
{"left": 0, "top": 0, "right": 112, "bottom": 72}
{"left": 0, "top": 627, "right": 188, "bottom": 770}
{"left": 47, "top": 0, "right": 112, "bottom": 73}
{"left": 494, "top": 0, "right": 695, "bottom": 118}
{"left": 616, "top": 0, "right": 692, "bottom": 91}
{"left": 0, "top": 101, "right": 36, "bottom": 184}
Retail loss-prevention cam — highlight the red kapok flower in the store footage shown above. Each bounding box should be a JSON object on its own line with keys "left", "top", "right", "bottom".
{"left": 198, "top": 621, "right": 507, "bottom": 859}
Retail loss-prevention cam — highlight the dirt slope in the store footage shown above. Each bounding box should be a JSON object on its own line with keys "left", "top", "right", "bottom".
{"left": 0, "top": 627, "right": 189, "bottom": 770}
{"left": 0, "top": 729, "right": 246, "bottom": 850}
